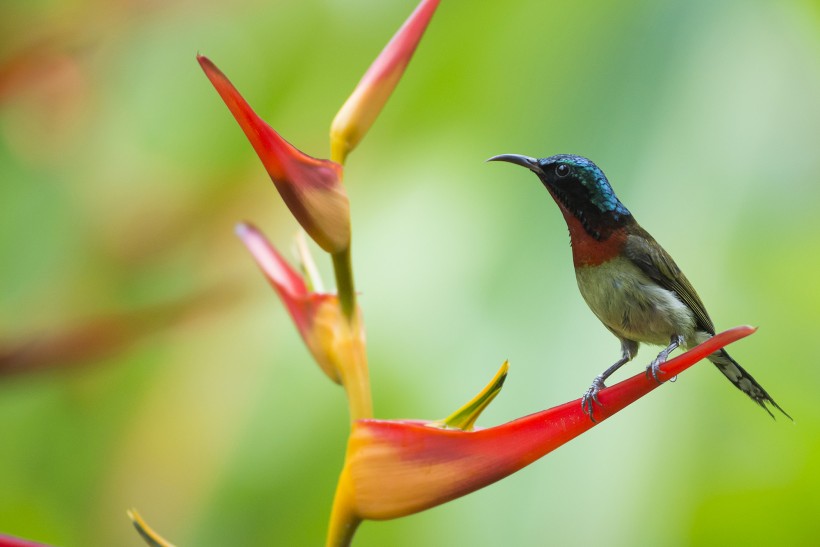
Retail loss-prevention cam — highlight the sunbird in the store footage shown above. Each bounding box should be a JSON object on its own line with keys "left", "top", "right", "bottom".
{"left": 489, "top": 153, "right": 789, "bottom": 421}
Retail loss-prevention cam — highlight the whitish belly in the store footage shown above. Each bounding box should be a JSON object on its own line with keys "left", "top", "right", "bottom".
{"left": 574, "top": 257, "right": 696, "bottom": 346}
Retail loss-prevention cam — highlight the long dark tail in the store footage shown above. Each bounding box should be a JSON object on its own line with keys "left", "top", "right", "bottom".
{"left": 709, "top": 349, "right": 791, "bottom": 420}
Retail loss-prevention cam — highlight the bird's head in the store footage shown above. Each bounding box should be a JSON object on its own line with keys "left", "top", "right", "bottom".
{"left": 488, "top": 153, "right": 631, "bottom": 240}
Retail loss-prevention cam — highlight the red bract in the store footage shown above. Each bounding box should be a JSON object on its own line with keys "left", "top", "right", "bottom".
{"left": 0, "top": 535, "right": 52, "bottom": 547}
{"left": 235, "top": 223, "right": 322, "bottom": 336}
{"left": 236, "top": 222, "right": 342, "bottom": 384}
{"left": 330, "top": 0, "right": 440, "bottom": 163}
{"left": 236, "top": 223, "right": 371, "bottom": 419}
{"left": 328, "top": 326, "right": 755, "bottom": 541}
{"left": 198, "top": 56, "right": 350, "bottom": 254}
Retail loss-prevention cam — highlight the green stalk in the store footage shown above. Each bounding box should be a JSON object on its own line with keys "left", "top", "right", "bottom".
{"left": 332, "top": 246, "right": 357, "bottom": 320}
{"left": 331, "top": 244, "right": 372, "bottom": 421}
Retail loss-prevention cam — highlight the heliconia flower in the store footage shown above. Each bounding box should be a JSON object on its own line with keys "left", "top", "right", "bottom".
{"left": 128, "top": 509, "right": 175, "bottom": 547}
{"left": 330, "top": 0, "right": 440, "bottom": 164}
{"left": 198, "top": 55, "right": 350, "bottom": 254}
{"left": 326, "top": 326, "right": 756, "bottom": 545}
{"left": 236, "top": 222, "right": 372, "bottom": 420}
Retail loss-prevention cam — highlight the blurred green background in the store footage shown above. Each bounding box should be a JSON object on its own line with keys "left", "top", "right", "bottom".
{"left": 2, "top": 0, "right": 820, "bottom": 545}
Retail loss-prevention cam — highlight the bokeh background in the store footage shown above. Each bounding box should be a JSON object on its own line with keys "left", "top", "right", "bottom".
{"left": 2, "top": 0, "right": 820, "bottom": 545}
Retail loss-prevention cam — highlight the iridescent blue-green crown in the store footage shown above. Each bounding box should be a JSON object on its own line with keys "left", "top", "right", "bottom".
{"left": 542, "top": 154, "right": 630, "bottom": 218}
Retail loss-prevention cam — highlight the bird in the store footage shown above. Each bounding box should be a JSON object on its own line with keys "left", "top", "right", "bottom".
{"left": 488, "top": 153, "right": 790, "bottom": 421}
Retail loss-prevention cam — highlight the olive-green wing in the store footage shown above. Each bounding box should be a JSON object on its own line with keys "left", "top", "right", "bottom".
{"left": 624, "top": 225, "right": 715, "bottom": 335}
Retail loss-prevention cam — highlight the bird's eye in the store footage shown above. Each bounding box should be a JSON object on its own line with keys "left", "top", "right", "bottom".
{"left": 555, "top": 164, "right": 570, "bottom": 178}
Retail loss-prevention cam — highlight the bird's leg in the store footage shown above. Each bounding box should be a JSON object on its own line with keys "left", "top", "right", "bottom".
{"left": 645, "top": 334, "right": 684, "bottom": 384}
{"left": 582, "top": 341, "right": 636, "bottom": 422}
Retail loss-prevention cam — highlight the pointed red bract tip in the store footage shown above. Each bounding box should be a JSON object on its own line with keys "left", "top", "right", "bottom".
{"left": 236, "top": 222, "right": 319, "bottom": 337}
{"left": 360, "top": 0, "right": 439, "bottom": 85}
{"left": 199, "top": 56, "right": 350, "bottom": 253}
{"left": 235, "top": 222, "right": 307, "bottom": 299}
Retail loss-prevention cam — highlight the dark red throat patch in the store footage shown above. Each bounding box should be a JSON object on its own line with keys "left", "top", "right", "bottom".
{"left": 556, "top": 201, "right": 627, "bottom": 267}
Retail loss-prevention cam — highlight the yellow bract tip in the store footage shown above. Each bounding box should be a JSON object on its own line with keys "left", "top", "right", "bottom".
{"left": 127, "top": 509, "right": 176, "bottom": 547}
{"left": 438, "top": 360, "right": 509, "bottom": 431}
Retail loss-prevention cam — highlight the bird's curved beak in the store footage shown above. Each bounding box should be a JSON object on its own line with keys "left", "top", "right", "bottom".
{"left": 486, "top": 154, "right": 543, "bottom": 176}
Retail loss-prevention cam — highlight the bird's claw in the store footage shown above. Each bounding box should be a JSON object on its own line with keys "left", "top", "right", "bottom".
{"left": 581, "top": 377, "right": 606, "bottom": 422}
{"left": 645, "top": 357, "right": 667, "bottom": 384}
{"left": 645, "top": 335, "right": 682, "bottom": 384}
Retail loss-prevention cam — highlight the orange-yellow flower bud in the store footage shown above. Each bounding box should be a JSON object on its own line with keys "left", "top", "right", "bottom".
{"left": 330, "top": 0, "right": 440, "bottom": 164}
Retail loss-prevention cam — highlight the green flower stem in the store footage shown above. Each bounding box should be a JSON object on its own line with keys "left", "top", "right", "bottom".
{"left": 331, "top": 244, "right": 372, "bottom": 421}
{"left": 332, "top": 247, "right": 357, "bottom": 320}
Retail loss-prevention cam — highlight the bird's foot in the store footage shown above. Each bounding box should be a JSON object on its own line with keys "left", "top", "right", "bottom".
{"left": 645, "top": 335, "right": 683, "bottom": 384}
{"left": 645, "top": 356, "right": 668, "bottom": 384}
{"left": 581, "top": 376, "right": 607, "bottom": 422}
